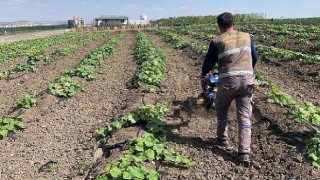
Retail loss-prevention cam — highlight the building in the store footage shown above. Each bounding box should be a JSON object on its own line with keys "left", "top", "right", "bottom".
{"left": 94, "top": 15, "right": 129, "bottom": 26}
{"left": 68, "top": 17, "right": 85, "bottom": 28}
{"left": 129, "top": 14, "right": 150, "bottom": 25}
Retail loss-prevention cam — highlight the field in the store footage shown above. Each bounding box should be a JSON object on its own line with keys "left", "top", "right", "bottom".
{"left": 0, "top": 18, "right": 319, "bottom": 179}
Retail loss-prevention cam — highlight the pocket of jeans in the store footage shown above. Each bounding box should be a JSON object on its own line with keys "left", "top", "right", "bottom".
{"left": 221, "top": 81, "right": 236, "bottom": 90}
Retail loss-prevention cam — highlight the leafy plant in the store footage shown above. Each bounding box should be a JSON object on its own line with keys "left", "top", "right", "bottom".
{"left": 131, "top": 31, "right": 166, "bottom": 92}
{"left": 65, "top": 65, "right": 96, "bottom": 81}
{"left": 97, "top": 132, "right": 195, "bottom": 179}
{"left": 96, "top": 103, "right": 169, "bottom": 139}
{"left": 49, "top": 75, "right": 84, "bottom": 98}
{"left": 305, "top": 134, "right": 320, "bottom": 168}
{"left": 16, "top": 92, "right": 37, "bottom": 109}
{"left": 127, "top": 132, "right": 196, "bottom": 167}
{"left": 96, "top": 154, "right": 159, "bottom": 180}
{"left": 51, "top": 45, "right": 78, "bottom": 56}
{"left": 0, "top": 116, "right": 25, "bottom": 138}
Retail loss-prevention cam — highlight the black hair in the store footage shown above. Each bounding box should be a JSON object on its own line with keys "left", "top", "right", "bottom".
{"left": 217, "top": 12, "right": 234, "bottom": 28}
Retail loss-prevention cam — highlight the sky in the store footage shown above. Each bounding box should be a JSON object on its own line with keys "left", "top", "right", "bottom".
{"left": 0, "top": 0, "right": 320, "bottom": 22}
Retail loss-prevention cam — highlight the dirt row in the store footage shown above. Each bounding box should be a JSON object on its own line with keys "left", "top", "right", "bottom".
{"left": 0, "top": 29, "right": 319, "bottom": 179}
{"left": 0, "top": 38, "right": 78, "bottom": 73}
{"left": 138, "top": 32, "right": 319, "bottom": 179}
{"left": 253, "top": 33, "right": 320, "bottom": 55}
{"left": 0, "top": 29, "right": 67, "bottom": 44}
{"left": 170, "top": 31, "right": 320, "bottom": 105}
{"left": 85, "top": 30, "right": 319, "bottom": 179}
{"left": 0, "top": 32, "right": 117, "bottom": 118}
{"left": 0, "top": 31, "right": 121, "bottom": 179}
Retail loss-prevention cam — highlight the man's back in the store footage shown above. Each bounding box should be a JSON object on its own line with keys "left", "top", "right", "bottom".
{"left": 213, "top": 30, "right": 253, "bottom": 74}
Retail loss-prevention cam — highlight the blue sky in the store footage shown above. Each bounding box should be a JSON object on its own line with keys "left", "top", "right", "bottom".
{"left": 0, "top": 0, "right": 320, "bottom": 22}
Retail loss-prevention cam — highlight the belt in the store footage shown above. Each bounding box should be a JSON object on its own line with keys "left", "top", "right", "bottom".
{"left": 219, "top": 71, "right": 253, "bottom": 79}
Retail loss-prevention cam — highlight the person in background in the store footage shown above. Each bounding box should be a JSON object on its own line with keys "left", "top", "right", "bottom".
{"left": 201, "top": 12, "right": 259, "bottom": 163}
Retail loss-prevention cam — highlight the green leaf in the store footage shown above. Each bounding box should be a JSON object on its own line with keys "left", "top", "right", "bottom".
{"left": 123, "top": 172, "right": 133, "bottom": 179}
{"left": 135, "top": 142, "right": 144, "bottom": 152}
{"left": 147, "top": 170, "right": 159, "bottom": 180}
{"left": 0, "top": 129, "right": 8, "bottom": 137}
{"left": 109, "top": 166, "right": 122, "bottom": 178}
{"left": 127, "top": 166, "right": 145, "bottom": 179}
{"left": 146, "top": 149, "right": 155, "bottom": 159}
{"left": 153, "top": 144, "right": 165, "bottom": 154}
{"left": 126, "top": 113, "right": 138, "bottom": 124}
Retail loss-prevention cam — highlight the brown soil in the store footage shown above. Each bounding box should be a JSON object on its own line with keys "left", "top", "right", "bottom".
{"left": 172, "top": 32, "right": 320, "bottom": 105}
{"left": 0, "top": 40, "right": 77, "bottom": 73}
{"left": 0, "top": 29, "right": 67, "bottom": 44}
{"left": 0, "top": 29, "right": 319, "bottom": 180}
{"left": 254, "top": 33, "right": 320, "bottom": 55}
{"left": 0, "top": 31, "right": 140, "bottom": 179}
{"left": 140, "top": 32, "right": 317, "bottom": 179}
{"left": 258, "top": 57, "right": 320, "bottom": 106}
{"left": 0, "top": 32, "right": 116, "bottom": 118}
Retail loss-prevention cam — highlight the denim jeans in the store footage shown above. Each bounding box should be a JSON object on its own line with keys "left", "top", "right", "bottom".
{"left": 215, "top": 75, "right": 254, "bottom": 153}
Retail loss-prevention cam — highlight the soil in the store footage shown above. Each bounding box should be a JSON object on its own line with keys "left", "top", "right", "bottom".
{"left": 254, "top": 33, "right": 320, "bottom": 55}
{"left": 0, "top": 29, "right": 319, "bottom": 180}
{"left": 0, "top": 40, "right": 77, "bottom": 73}
{"left": 0, "top": 29, "right": 68, "bottom": 44}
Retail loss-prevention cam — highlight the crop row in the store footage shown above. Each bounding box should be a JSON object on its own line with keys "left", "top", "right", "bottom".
{"left": 130, "top": 31, "right": 166, "bottom": 92}
{"left": 0, "top": 31, "right": 108, "bottom": 80}
{"left": 255, "top": 72, "right": 320, "bottom": 168}
{"left": 95, "top": 103, "right": 195, "bottom": 179}
{"left": 165, "top": 26, "right": 320, "bottom": 64}
{"left": 0, "top": 31, "right": 122, "bottom": 140}
{"left": 0, "top": 92, "right": 37, "bottom": 139}
{"left": 257, "top": 45, "right": 320, "bottom": 64}
{"left": 168, "top": 24, "right": 320, "bottom": 52}
{"left": 0, "top": 32, "right": 79, "bottom": 64}
{"left": 89, "top": 31, "right": 195, "bottom": 179}
{"left": 152, "top": 29, "right": 320, "bottom": 167}
{"left": 49, "top": 31, "right": 124, "bottom": 97}
{"left": 153, "top": 29, "right": 207, "bottom": 55}
{"left": 0, "top": 31, "right": 108, "bottom": 65}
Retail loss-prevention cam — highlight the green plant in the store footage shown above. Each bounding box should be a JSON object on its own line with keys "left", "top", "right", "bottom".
{"left": 16, "top": 92, "right": 37, "bottom": 109}
{"left": 96, "top": 103, "right": 169, "bottom": 139}
{"left": 0, "top": 116, "right": 25, "bottom": 138}
{"left": 131, "top": 31, "right": 166, "bottom": 91}
{"left": 97, "top": 132, "right": 195, "bottom": 179}
{"left": 66, "top": 65, "right": 96, "bottom": 81}
{"left": 127, "top": 132, "right": 195, "bottom": 167}
{"left": 305, "top": 134, "right": 320, "bottom": 168}
{"left": 49, "top": 75, "right": 84, "bottom": 98}
{"left": 96, "top": 154, "right": 159, "bottom": 180}
{"left": 51, "top": 45, "right": 78, "bottom": 56}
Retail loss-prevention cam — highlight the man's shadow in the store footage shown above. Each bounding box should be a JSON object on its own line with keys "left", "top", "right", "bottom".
{"left": 164, "top": 96, "right": 239, "bottom": 165}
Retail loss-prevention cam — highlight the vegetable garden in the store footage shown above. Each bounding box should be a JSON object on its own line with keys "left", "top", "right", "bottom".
{"left": 0, "top": 16, "right": 319, "bottom": 179}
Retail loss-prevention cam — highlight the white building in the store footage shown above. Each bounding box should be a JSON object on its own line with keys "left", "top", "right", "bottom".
{"left": 129, "top": 14, "right": 150, "bottom": 25}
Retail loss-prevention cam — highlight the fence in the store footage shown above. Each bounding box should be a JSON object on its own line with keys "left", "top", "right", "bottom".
{"left": 70, "top": 24, "right": 159, "bottom": 32}
{"left": 0, "top": 24, "right": 68, "bottom": 34}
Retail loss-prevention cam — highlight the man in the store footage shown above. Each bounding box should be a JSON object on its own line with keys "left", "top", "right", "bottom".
{"left": 201, "top": 12, "right": 258, "bottom": 163}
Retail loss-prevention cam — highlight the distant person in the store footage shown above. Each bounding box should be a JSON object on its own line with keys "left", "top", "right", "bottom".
{"left": 4, "top": 31, "right": 7, "bottom": 36}
{"left": 201, "top": 12, "right": 259, "bottom": 164}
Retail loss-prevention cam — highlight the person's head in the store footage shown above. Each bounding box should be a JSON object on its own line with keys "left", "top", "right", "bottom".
{"left": 217, "top": 12, "right": 234, "bottom": 33}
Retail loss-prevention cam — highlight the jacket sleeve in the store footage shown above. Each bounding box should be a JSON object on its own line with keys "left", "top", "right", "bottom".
{"left": 250, "top": 37, "right": 259, "bottom": 68}
{"left": 201, "top": 41, "right": 218, "bottom": 77}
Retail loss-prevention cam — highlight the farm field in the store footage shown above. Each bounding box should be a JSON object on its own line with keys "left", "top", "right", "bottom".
{"left": 0, "top": 29, "right": 67, "bottom": 44}
{"left": 0, "top": 19, "right": 319, "bottom": 179}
